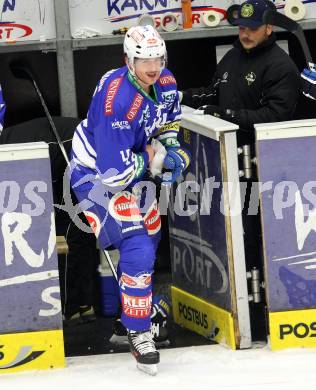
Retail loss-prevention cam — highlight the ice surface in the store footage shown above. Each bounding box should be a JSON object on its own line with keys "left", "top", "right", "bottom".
{"left": 2, "top": 343, "right": 316, "bottom": 390}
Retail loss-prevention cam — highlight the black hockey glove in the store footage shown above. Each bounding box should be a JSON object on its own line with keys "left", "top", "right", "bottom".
{"left": 201, "top": 105, "right": 236, "bottom": 121}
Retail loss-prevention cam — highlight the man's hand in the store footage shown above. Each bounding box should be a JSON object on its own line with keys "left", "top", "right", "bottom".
{"left": 201, "top": 105, "right": 224, "bottom": 117}
{"left": 196, "top": 105, "right": 235, "bottom": 120}
{"left": 163, "top": 147, "right": 191, "bottom": 184}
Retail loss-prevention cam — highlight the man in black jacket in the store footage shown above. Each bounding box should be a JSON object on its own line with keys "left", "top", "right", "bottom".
{"left": 182, "top": 0, "right": 302, "bottom": 300}
{"left": 181, "top": 0, "right": 302, "bottom": 144}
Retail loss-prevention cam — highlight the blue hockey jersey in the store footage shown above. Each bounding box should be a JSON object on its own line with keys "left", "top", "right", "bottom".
{"left": 0, "top": 85, "right": 6, "bottom": 133}
{"left": 71, "top": 66, "right": 181, "bottom": 191}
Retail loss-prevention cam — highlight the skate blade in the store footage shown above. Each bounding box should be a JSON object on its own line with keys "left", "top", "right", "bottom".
{"left": 109, "top": 334, "right": 129, "bottom": 345}
{"left": 137, "top": 363, "right": 158, "bottom": 376}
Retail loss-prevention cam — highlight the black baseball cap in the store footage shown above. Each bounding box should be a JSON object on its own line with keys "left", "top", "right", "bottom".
{"left": 235, "top": 0, "right": 276, "bottom": 28}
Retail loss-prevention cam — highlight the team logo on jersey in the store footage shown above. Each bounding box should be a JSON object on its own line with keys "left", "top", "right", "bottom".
{"left": 111, "top": 120, "right": 130, "bottom": 130}
{"left": 83, "top": 211, "right": 101, "bottom": 237}
{"left": 159, "top": 75, "right": 176, "bottom": 86}
{"left": 126, "top": 93, "right": 144, "bottom": 121}
{"left": 120, "top": 272, "right": 152, "bottom": 289}
{"left": 144, "top": 200, "right": 161, "bottom": 235}
{"left": 245, "top": 71, "right": 256, "bottom": 86}
{"left": 241, "top": 4, "right": 254, "bottom": 18}
{"left": 104, "top": 77, "right": 123, "bottom": 116}
{"left": 159, "top": 121, "right": 180, "bottom": 135}
{"left": 122, "top": 292, "right": 152, "bottom": 318}
{"left": 109, "top": 191, "right": 143, "bottom": 222}
{"left": 161, "top": 91, "right": 177, "bottom": 108}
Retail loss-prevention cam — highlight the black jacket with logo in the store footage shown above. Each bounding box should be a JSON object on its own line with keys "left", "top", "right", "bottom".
{"left": 182, "top": 34, "right": 302, "bottom": 140}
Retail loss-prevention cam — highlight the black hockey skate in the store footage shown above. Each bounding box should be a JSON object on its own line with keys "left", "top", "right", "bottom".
{"left": 110, "top": 295, "right": 171, "bottom": 347}
{"left": 109, "top": 317, "right": 128, "bottom": 345}
{"left": 109, "top": 315, "right": 170, "bottom": 347}
{"left": 128, "top": 330, "right": 160, "bottom": 376}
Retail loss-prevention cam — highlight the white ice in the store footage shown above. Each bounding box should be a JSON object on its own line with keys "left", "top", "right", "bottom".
{"left": 2, "top": 343, "right": 316, "bottom": 390}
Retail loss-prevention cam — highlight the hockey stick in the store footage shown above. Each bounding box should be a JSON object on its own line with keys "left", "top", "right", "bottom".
{"left": 263, "top": 9, "right": 313, "bottom": 65}
{"left": 10, "top": 61, "right": 118, "bottom": 281}
{"left": 10, "top": 63, "right": 70, "bottom": 164}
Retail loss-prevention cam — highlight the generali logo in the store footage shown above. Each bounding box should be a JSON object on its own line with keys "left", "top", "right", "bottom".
{"left": 126, "top": 93, "right": 143, "bottom": 121}
{"left": 104, "top": 77, "right": 123, "bottom": 116}
{"left": 159, "top": 75, "right": 176, "bottom": 86}
{"left": 0, "top": 23, "right": 33, "bottom": 40}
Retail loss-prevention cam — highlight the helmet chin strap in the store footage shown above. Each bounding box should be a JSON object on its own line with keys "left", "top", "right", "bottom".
{"left": 128, "top": 62, "right": 152, "bottom": 89}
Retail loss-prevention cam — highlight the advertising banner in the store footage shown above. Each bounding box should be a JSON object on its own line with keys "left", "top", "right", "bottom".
{"left": 0, "top": 330, "right": 65, "bottom": 373}
{"left": 69, "top": 0, "right": 316, "bottom": 37}
{"left": 269, "top": 307, "right": 316, "bottom": 350}
{"left": 169, "top": 128, "right": 232, "bottom": 311}
{"left": 69, "top": 0, "right": 235, "bottom": 37}
{"left": 171, "top": 286, "right": 236, "bottom": 348}
{"left": 257, "top": 135, "right": 316, "bottom": 313}
{"left": 0, "top": 143, "right": 62, "bottom": 334}
{"left": 0, "top": 0, "right": 56, "bottom": 43}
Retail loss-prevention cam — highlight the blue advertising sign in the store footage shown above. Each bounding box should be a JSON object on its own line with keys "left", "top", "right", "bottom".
{"left": 257, "top": 136, "right": 316, "bottom": 312}
{"left": 0, "top": 143, "right": 62, "bottom": 333}
{"left": 169, "top": 129, "right": 231, "bottom": 311}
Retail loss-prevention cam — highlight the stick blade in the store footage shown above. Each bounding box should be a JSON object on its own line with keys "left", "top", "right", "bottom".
{"left": 10, "top": 61, "right": 35, "bottom": 82}
{"left": 263, "top": 9, "right": 298, "bottom": 32}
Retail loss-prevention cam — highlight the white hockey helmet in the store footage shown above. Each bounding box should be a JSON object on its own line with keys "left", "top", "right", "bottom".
{"left": 124, "top": 25, "right": 167, "bottom": 65}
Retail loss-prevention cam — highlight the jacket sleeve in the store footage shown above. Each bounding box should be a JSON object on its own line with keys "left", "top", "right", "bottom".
{"left": 0, "top": 85, "right": 6, "bottom": 133}
{"left": 181, "top": 70, "right": 221, "bottom": 109}
{"left": 232, "top": 62, "right": 302, "bottom": 132}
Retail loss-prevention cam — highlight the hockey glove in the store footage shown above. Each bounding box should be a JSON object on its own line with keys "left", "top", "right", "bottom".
{"left": 301, "top": 63, "right": 316, "bottom": 101}
{"left": 162, "top": 147, "right": 191, "bottom": 184}
{"left": 198, "top": 105, "right": 236, "bottom": 121}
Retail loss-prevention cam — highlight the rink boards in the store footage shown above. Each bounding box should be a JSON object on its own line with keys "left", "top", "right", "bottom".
{"left": 0, "top": 330, "right": 65, "bottom": 373}
{"left": 169, "top": 108, "right": 251, "bottom": 350}
{"left": 269, "top": 308, "right": 316, "bottom": 350}
{"left": 171, "top": 112, "right": 316, "bottom": 352}
{"left": 256, "top": 119, "right": 316, "bottom": 351}
{"left": 0, "top": 143, "right": 65, "bottom": 374}
{"left": 172, "top": 286, "right": 236, "bottom": 349}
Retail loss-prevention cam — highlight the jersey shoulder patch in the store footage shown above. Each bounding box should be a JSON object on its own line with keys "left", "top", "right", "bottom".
{"left": 104, "top": 76, "right": 124, "bottom": 116}
{"left": 158, "top": 69, "right": 177, "bottom": 87}
{"left": 126, "top": 92, "right": 144, "bottom": 122}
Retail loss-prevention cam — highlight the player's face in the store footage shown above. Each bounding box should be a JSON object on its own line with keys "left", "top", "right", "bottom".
{"left": 134, "top": 57, "right": 164, "bottom": 88}
{"left": 238, "top": 24, "right": 273, "bottom": 50}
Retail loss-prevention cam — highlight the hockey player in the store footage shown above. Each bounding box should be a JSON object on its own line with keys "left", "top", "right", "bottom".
{"left": 70, "top": 25, "right": 190, "bottom": 375}
{"left": 0, "top": 84, "right": 6, "bottom": 133}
